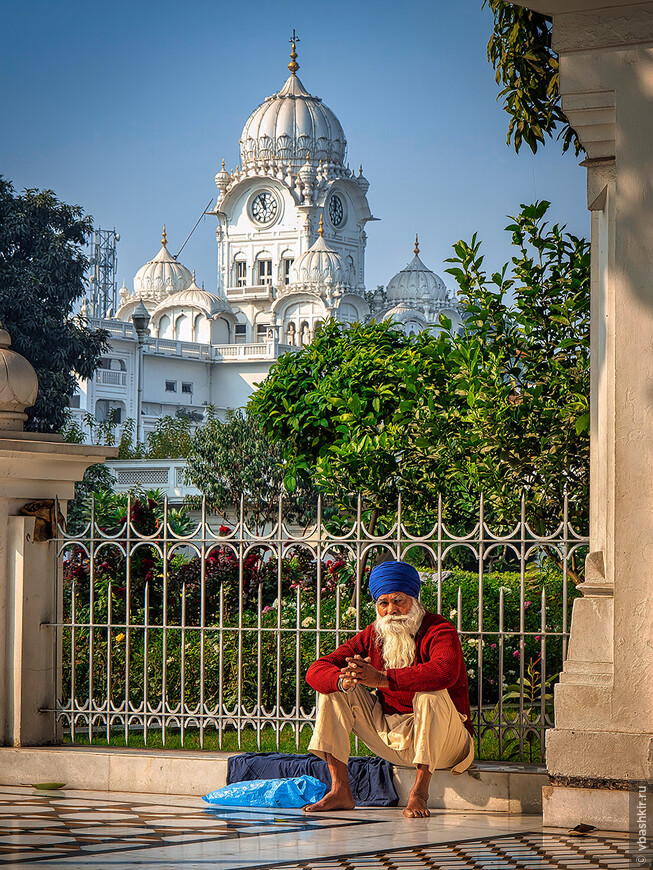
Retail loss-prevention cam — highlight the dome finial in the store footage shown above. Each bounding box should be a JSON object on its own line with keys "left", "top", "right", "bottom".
{"left": 288, "top": 28, "right": 300, "bottom": 74}
{"left": 221, "top": 159, "right": 225, "bottom": 170}
{"left": 162, "top": 225, "right": 167, "bottom": 247}
{"left": 192, "top": 269, "right": 196, "bottom": 283}
{"left": 414, "top": 234, "right": 419, "bottom": 257}
{"left": 318, "top": 214, "right": 324, "bottom": 237}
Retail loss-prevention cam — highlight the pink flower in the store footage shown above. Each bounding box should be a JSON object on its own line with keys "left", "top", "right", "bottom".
{"left": 491, "top": 643, "right": 497, "bottom": 649}
{"left": 513, "top": 649, "right": 521, "bottom": 658}
{"left": 524, "top": 600, "right": 532, "bottom": 608}
{"left": 535, "top": 635, "right": 541, "bottom": 642}
{"left": 262, "top": 605, "right": 271, "bottom": 614}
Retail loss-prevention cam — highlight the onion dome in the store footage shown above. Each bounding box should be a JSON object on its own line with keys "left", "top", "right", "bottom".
{"left": 215, "top": 159, "right": 231, "bottom": 194}
{"left": 356, "top": 165, "right": 370, "bottom": 194}
{"left": 239, "top": 37, "right": 346, "bottom": 172}
{"left": 382, "top": 304, "right": 428, "bottom": 328}
{"left": 0, "top": 322, "right": 39, "bottom": 431}
{"left": 290, "top": 216, "right": 352, "bottom": 287}
{"left": 386, "top": 236, "right": 448, "bottom": 304}
{"left": 151, "top": 272, "right": 234, "bottom": 320}
{"left": 133, "top": 226, "right": 193, "bottom": 298}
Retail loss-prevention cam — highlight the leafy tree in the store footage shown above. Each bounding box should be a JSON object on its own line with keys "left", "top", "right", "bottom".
{"left": 249, "top": 319, "right": 417, "bottom": 521}
{"left": 65, "top": 463, "right": 117, "bottom": 535}
{"left": 485, "top": 1, "right": 582, "bottom": 155}
{"left": 0, "top": 177, "right": 109, "bottom": 431}
{"left": 250, "top": 202, "right": 590, "bottom": 533}
{"left": 185, "top": 408, "right": 316, "bottom": 533}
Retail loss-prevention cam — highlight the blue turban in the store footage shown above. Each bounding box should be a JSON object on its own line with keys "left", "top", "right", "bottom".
{"left": 368, "top": 561, "right": 420, "bottom": 600}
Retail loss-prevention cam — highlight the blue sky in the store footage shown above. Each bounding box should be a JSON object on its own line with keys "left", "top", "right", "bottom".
{"left": 1, "top": 0, "right": 588, "bottom": 296}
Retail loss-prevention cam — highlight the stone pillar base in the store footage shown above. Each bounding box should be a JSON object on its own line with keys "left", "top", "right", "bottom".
{"left": 546, "top": 729, "right": 653, "bottom": 782}
{"left": 542, "top": 783, "right": 653, "bottom": 834}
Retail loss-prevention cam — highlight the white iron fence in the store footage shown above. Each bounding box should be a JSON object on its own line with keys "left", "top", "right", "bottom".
{"left": 49, "top": 494, "right": 588, "bottom": 762}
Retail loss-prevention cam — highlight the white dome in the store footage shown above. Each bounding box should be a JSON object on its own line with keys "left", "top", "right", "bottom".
{"left": 150, "top": 275, "right": 234, "bottom": 321}
{"left": 240, "top": 73, "right": 346, "bottom": 172}
{"left": 133, "top": 227, "right": 193, "bottom": 298}
{"left": 290, "top": 225, "right": 351, "bottom": 287}
{"left": 386, "top": 239, "right": 448, "bottom": 305}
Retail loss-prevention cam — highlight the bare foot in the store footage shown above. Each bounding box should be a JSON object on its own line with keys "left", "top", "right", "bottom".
{"left": 403, "top": 791, "right": 430, "bottom": 818}
{"left": 303, "top": 787, "right": 355, "bottom": 813}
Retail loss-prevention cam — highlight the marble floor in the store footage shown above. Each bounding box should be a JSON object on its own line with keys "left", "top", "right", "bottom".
{"left": 0, "top": 786, "right": 644, "bottom": 869}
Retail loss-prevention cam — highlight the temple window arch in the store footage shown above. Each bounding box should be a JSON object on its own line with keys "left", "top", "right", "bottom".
{"left": 174, "top": 313, "right": 189, "bottom": 341}
{"left": 279, "top": 250, "right": 294, "bottom": 285}
{"left": 233, "top": 254, "right": 247, "bottom": 288}
{"left": 255, "top": 251, "right": 273, "bottom": 286}
{"left": 158, "top": 314, "right": 171, "bottom": 338}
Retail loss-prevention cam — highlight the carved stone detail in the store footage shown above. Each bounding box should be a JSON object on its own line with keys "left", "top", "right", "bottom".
{"left": 554, "top": 5, "right": 653, "bottom": 53}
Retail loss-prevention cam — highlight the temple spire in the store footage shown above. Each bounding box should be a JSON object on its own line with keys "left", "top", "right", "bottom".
{"left": 288, "top": 29, "right": 300, "bottom": 74}
{"left": 318, "top": 214, "right": 324, "bottom": 237}
{"left": 162, "top": 225, "right": 167, "bottom": 247}
{"left": 414, "top": 234, "right": 419, "bottom": 257}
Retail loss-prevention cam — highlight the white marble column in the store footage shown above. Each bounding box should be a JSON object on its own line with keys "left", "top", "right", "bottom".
{"left": 513, "top": 0, "right": 653, "bottom": 831}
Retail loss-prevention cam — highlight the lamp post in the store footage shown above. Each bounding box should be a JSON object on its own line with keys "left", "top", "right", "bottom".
{"left": 131, "top": 301, "right": 150, "bottom": 446}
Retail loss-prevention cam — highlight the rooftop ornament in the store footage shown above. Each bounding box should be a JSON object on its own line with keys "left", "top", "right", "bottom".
{"left": 288, "top": 28, "right": 300, "bottom": 75}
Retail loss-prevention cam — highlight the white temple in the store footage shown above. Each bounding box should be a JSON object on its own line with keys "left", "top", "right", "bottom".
{"left": 70, "top": 35, "right": 461, "bottom": 440}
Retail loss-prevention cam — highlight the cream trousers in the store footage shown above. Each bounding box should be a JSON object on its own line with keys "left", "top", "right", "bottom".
{"left": 307, "top": 685, "right": 474, "bottom": 775}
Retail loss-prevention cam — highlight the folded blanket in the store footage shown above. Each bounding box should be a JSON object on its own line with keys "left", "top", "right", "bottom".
{"left": 227, "top": 752, "right": 398, "bottom": 807}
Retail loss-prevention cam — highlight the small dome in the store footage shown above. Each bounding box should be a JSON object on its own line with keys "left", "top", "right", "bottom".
{"left": 215, "top": 159, "right": 231, "bottom": 194}
{"left": 133, "top": 226, "right": 193, "bottom": 298}
{"left": 386, "top": 236, "right": 448, "bottom": 305}
{"left": 290, "top": 219, "right": 351, "bottom": 287}
{"left": 239, "top": 45, "right": 346, "bottom": 172}
{"left": 356, "top": 165, "right": 370, "bottom": 194}
{"left": 0, "top": 324, "right": 38, "bottom": 430}
{"left": 151, "top": 274, "right": 234, "bottom": 320}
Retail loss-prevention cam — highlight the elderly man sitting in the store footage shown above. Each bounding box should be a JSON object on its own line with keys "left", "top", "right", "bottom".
{"left": 304, "top": 560, "right": 473, "bottom": 818}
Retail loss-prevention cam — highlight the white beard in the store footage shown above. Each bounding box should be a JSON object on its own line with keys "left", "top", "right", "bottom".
{"left": 374, "top": 597, "right": 426, "bottom": 670}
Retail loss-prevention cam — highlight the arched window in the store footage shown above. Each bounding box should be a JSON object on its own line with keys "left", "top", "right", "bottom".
{"left": 158, "top": 314, "right": 171, "bottom": 338}
{"left": 234, "top": 257, "right": 247, "bottom": 288}
{"left": 257, "top": 256, "right": 273, "bottom": 286}
{"left": 300, "top": 321, "right": 310, "bottom": 346}
{"left": 175, "top": 314, "right": 188, "bottom": 341}
{"left": 193, "top": 313, "right": 203, "bottom": 342}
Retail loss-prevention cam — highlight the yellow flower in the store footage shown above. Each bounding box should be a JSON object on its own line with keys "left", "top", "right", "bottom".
{"left": 115, "top": 632, "right": 125, "bottom": 643}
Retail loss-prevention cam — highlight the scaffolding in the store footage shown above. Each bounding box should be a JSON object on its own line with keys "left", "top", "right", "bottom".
{"left": 88, "top": 228, "right": 120, "bottom": 319}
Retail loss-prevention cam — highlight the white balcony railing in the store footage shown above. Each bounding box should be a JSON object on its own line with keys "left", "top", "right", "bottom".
{"left": 106, "top": 458, "right": 200, "bottom": 502}
{"left": 95, "top": 370, "right": 127, "bottom": 387}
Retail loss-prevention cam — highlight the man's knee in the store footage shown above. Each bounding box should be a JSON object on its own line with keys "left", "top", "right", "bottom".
{"left": 412, "top": 689, "right": 450, "bottom": 710}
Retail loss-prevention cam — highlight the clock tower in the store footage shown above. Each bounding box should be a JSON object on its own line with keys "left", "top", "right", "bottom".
{"left": 212, "top": 34, "right": 374, "bottom": 346}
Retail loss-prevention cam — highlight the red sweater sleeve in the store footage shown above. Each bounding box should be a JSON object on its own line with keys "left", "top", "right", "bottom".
{"left": 305, "top": 626, "right": 373, "bottom": 694}
{"left": 384, "top": 621, "right": 463, "bottom": 692}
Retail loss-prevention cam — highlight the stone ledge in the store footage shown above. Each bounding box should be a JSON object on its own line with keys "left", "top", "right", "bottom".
{"left": 542, "top": 783, "right": 652, "bottom": 833}
{"left": 0, "top": 747, "right": 548, "bottom": 813}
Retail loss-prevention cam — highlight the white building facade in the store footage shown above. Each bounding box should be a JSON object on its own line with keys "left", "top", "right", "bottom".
{"left": 70, "top": 38, "right": 461, "bottom": 442}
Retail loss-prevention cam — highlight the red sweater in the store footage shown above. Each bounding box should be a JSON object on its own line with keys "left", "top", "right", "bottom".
{"left": 306, "top": 612, "right": 473, "bottom": 736}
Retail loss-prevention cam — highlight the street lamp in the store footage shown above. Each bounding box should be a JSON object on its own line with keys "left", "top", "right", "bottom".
{"left": 131, "top": 301, "right": 150, "bottom": 445}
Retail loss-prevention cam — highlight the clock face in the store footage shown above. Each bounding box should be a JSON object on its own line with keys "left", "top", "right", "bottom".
{"left": 251, "top": 191, "right": 278, "bottom": 224}
{"left": 328, "top": 194, "right": 344, "bottom": 227}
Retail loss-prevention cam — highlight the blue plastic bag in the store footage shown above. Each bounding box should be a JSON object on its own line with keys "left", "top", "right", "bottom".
{"left": 203, "top": 775, "right": 326, "bottom": 808}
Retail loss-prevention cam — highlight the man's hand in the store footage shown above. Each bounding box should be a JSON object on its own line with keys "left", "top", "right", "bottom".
{"left": 341, "top": 655, "right": 389, "bottom": 689}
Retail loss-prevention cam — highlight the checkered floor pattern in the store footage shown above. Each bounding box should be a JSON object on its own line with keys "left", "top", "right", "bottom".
{"left": 0, "top": 792, "right": 376, "bottom": 865}
{"left": 270, "top": 831, "right": 649, "bottom": 870}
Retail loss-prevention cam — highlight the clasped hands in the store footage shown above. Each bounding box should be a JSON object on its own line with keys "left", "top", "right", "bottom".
{"left": 339, "top": 654, "right": 389, "bottom": 691}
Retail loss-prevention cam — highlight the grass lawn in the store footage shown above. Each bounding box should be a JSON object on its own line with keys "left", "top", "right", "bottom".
{"left": 64, "top": 722, "right": 544, "bottom": 763}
